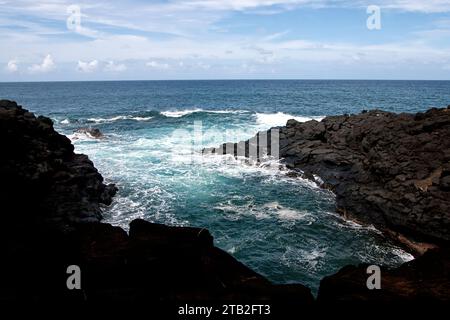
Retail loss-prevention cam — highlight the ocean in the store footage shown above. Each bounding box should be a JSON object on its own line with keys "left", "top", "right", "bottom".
{"left": 2, "top": 79, "right": 450, "bottom": 294}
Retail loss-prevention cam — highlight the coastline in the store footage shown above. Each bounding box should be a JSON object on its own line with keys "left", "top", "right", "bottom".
{"left": 1, "top": 99, "right": 449, "bottom": 304}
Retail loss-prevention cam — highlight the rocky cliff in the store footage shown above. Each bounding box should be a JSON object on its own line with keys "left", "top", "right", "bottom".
{"left": 204, "top": 107, "right": 450, "bottom": 253}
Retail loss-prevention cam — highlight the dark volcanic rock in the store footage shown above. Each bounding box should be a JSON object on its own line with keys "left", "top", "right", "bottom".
{"left": 317, "top": 248, "right": 450, "bottom": 302}
{"left": 71, "top": 219, "right": 314, "bottom": 302}
{"left": 0, "top": 100, "right": 313, "bottom": 304}
{"left": 204, "top": 107, "right": 450, "bottom": 251}
{"left": 0, "top": 100, "right": 117, "bottom": 230}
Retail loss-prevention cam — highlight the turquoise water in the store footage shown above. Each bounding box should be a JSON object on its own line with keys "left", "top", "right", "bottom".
{"left": 2, "top": 80, "right": 450, "bottom": 294}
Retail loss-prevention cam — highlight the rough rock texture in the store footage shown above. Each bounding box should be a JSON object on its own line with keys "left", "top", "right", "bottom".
{"left": 204, "top": 107, "right": 450, "bottom": 251}
{"left": 317, "top": 248, "right": 450, "bottom": 302}
{"left": 0, "top": 100, "right": 117, "bottom": 230}
{"left": 0, "top": 100, "right": 313, "bottom": 304}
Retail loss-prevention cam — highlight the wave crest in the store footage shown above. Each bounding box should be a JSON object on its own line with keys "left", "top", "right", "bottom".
{"left": 87, "top": 115, "right": 153, "bottom": 123}
{"left": 255, "top": 112, "right": 324, "bottom": 127}
{"left": 160, "top": 108, "right": 248, "bottom": 118}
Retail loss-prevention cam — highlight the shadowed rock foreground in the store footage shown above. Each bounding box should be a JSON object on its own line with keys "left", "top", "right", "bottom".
{"left": 1, "top": 99, "right": 449, "bottom": 306}
{"left": 317, "top": 247, "right": 450, "bottom": 302}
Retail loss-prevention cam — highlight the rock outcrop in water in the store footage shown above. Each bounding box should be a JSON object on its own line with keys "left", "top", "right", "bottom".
{"left": 204, "top": 107, "right": 450, "bottom": 254}
{"left": 0, "top": 100, "right": 313, "bottom": 304}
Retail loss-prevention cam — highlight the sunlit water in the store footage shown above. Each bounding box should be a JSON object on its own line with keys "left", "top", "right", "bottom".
{"left": 3, "top": 80, "right": 449, "bottom": 294}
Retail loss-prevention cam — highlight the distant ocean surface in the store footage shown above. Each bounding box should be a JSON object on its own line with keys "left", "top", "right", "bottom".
{"left": 2, "top": 80, "right": 450, "bottom": 294}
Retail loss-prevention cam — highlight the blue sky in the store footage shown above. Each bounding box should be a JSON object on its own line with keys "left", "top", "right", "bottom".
{"left": 1, "top": 0, "right": 450, "bottom": 81}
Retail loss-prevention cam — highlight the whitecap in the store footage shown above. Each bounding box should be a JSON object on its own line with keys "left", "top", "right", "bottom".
{"left": 160, "top": 108, "right": 248, "bottom": 118}
{"left": 61, "top": 118, "right": 70, "bottom": 124}
{"left": 206, "top": 110, "right": 249, "bottom": 114}
{"left": 160, "top": 109, "right": 203, "bottom": 118}
{"left": 87, "top": 115, "right": 153, "bottom": 123}
{"left": 255, "top": 112, "right": 324, "bottom": 127}
{"left": 131, "top": 116, "right": 154, "bottom": 121}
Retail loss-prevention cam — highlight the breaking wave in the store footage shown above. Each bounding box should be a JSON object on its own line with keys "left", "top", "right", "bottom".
{"left": 87, "top": 115, "right": 154, "bottom": 123}
{"left": 255, "top": 112, "right": 325, "bottom": 127}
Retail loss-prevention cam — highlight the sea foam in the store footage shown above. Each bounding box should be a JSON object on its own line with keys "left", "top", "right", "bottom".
{"left": 255, "top": 112, "right": 324, "bottom": 127}
{"left": 87, "top": 115, "right": 153, "bottom": 123}
{"left": 160, "top": 108, "right": 248, "bottom": 118}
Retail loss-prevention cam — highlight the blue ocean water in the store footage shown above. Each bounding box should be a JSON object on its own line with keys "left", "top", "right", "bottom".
{"left": 2, "top": 80, "right": 450, "bottom": 294}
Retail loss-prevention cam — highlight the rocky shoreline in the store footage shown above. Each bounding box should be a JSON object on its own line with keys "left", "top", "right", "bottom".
{"left": 1, "top": 99, "right": 449, "bottom": 305}
{"left": 204, "top": 107, "right": 450, "bottom": 255}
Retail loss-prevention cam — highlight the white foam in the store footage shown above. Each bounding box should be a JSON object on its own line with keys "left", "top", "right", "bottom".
{"left": 207, "top": 110, "right": 248, "bottom": 114}
{"left": 391, "top": 248, "right": 415, "bottom": 262}
{"left": 160, "top": 109, "right": 203, "bottom": 118}
{"left": 160, "top": 108, "right": 248, "bottom": 118}
{"left": 68, "top": 132, "right": 98, "bottom": 142}
{"left": 255, "top": 112, "right": 324, "bottom": 127}
{"left": 281, "top": 245, "right": 327, "bottom": 270}
{"left": 61, "top": 118, "right": 70, "bottom": 124}
{"left": 228, "top": 246, "right": 237, "bottom": 254}
{"left": 214, "top": 200, "right": 271, "bottom": 220}
{"left": 87, "top": 115, "right": 153, "bottom": 123}
{"left": 131, "top": 116, "right": 154, "bottom": 121}
{"left": 278, "top": 208, "right": 310, "bottom": 221}
{"left": 331, "top": 215, "right": 383, "bottom": 235}
{"left": 214, "top": 199, "right": 316, "bottom": 223}
{"left": 263, "top": 201, "right": 315, "bottom": 223}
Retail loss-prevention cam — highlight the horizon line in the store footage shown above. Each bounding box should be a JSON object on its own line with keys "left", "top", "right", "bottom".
{"left": 2, "top": 78, "right": 450, "bottom": 84}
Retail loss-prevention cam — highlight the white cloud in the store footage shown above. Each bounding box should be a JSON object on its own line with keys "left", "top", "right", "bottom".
{"left": 172, "top": 0, "right": 450, "bottom": 13}
{"left": 73, "top": 25, "right": 101, "bottom": 39}
{"left": 104, "top": 61, "right": 127, "bottom": 72}
{"left": 382, "top": 0, "right": 450, "bottom": 13}
{"left": 77, "top": 59, "right": 98, "bottom": 72}
{"left": 2, "top": 0, "right": 450, "bottom": 80}
{"left": 6, "top": 59, "right": 18, "bottom": 72}
{"left": 146, "top": 61, "right": 170, "bottom": 69}
{"left": 196, "top": 61, "right": 211, "bottom": 69}
{"left": 28, "top": 54, "right": 55, "bottom": 73}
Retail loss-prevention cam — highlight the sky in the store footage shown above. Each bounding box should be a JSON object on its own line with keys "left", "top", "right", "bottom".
{"left": 1, "top": 0, "right": 450, "bottom": 81}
